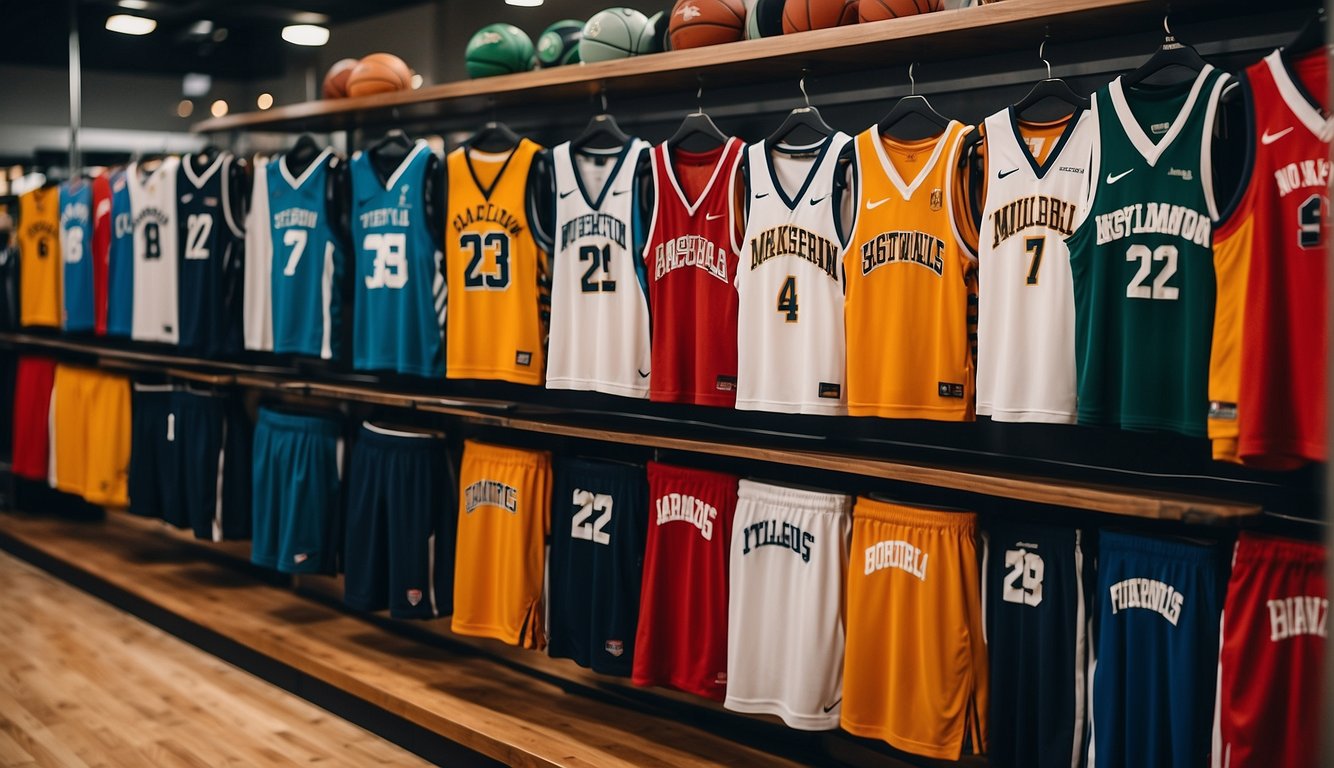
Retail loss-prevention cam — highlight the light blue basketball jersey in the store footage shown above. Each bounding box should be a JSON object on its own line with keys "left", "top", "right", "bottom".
{"left": 59, "top": 180, "right": 94, "bottom": 332}
{"left": 350, "top": 141, "right": 445, "bottom": 377}
{"left": 106, "top": 170, "right": 134, "bottom": 337}
{"left": 267, "top": 149, "right": 344, "bottom": 359}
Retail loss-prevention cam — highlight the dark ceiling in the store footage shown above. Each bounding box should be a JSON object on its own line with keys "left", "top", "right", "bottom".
{"left": 0, "top": 0, "right": 430, "bottom": 80}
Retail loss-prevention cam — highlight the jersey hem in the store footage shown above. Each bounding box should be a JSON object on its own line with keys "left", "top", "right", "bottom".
{"left": 1238, "top": 436, "right": 1324, "bottom": 469}
{"left": 450, "top": 620, "right": 521, "bottom": 646}
{"left": 353, "top": 359, "right": 445, "bottom": 379}
{"left": 446, "top": 368, "right": 544, "bottom": 387}
{"left": 847, "top": 402, "right": 971, "bottom": 420}
{"left": 1077, "top": 410, "right": 1206, "bottom": 438}
{"left": 724, "top": 697, "right": 841, "bottom": 731}
{"left": 631, "top": 674, "right": 727, "bottom": 702}
{"left": 839, "top": 720, "right": 963, "bottom": 761}
{"left": 545, "top": 377, "right": 650, "bottom": 399}
{"left": 977, "top": 402, "right": 1077, "bottom": 424}
{"left": 736, "top": 398, "right": 846, "bottom": 416}
{"left": 649, "top": 390, "right": 737, "bottom": 408}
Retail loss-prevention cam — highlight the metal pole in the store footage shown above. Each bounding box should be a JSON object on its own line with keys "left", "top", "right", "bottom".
{"left": 67, "top": 0, "right": 81, "bottom": 176}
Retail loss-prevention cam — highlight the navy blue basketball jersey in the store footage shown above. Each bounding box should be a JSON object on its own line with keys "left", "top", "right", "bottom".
{"left": 177, "top": 152, "right": 244, "bottom": 357}
{"left": 266, "top": 149, "right": 344, "bottom": 359}
{"left": 106, "top": 169, "right": 134, "bottom": 337}
{"left": 350, "top": 141, "right": 445, "bottom": 377}
{"left": 59, "top": 179, "right": 94, "bottom": 332}
{"left": 549, "top": 457, "right": 648, "bottom": 676}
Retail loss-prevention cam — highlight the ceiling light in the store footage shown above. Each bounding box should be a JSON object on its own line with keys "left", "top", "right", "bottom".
{"left": 506, "top": 0, "right": 544, "bottom": 6}
{"left": 182, "top": 73, "right": 211, "bottom": 98}
{"left": 281, "top": 24, "right": 329, "bottom": 46}
{"left": 210, "top": 100, "right": 228, "bottom": 118}
{"left": 177, "top": 99, "right": 194, "bottom": 118}
{"left": 117, "top": 0, "right": 149, "bottom": 9}
{"left": 257, "top": 93, "right": 273, "bottom": 110}
{"left": 188, "top": 20, "right": 213, "bottom": 36}
{"left": 105, "top": 14, "right": 156, "bottom": 35}
{"left": 410, "top": 74, "right": 423, "bottom": 89}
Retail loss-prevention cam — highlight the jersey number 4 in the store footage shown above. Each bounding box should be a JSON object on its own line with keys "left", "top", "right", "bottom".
{"left": 777, "top": 275, "right": 799, "bottom": 322}
{"left": 571, "top": 489, "right": 612, "bottom": 545}
{"left": 461, "top": 232, "right": 510, "bottom": 290}
{"left": 1125, "top": 244, "right": 1179, "bottom": 300}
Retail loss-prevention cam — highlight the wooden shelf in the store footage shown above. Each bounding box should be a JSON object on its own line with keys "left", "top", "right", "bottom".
{"left": 191, "top": 0, "right": 1293, "bottom": 134}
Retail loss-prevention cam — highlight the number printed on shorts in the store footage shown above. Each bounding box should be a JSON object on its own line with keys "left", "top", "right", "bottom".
{"left": 64, "top": 226, "right": 84, "bottom": 264}
{"left": 185, "top": 213, "right": 213, "bottom": 261}
{"left": 363, "top": 232, "right": 409, "bottom": 289}
{"left": 1002, "top": 548, "right": 1044, "bottom": 607}
{"left": 570, "top": 488, "right": 612, "bottom": 545}
{"left": 1125, "top": 243, "right": 1179, "bottom": 300}
{"left": 1298, "top": 194, "right": 1325, "bottom": 249}
{"left": 578, "top": 243, "right": 616, "bottom": 293}
{"left": 1024, "top": 236, "right": 1044, "bottom": 285}
{"left": 461, "top": 232, "right": 510, "bottom": 290}
{"left": 777, "top": 275, "right": 798, "bottom": 322}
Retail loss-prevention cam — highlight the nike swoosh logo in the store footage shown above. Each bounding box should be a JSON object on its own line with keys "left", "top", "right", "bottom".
{"left": 1106, "top": 169, "right": 1134, "bottom": 185}
{"left": 1261, "top": 127, "right": 1294, "bottom": 145}
{"left": 559, "top": 190, "right": 576, "bottom": 199}
{"left": 755, "top": 192, "right": 770, "bottom": 199}
{"left": 867, "top": 198, "right": 890, "bottom": 210}
{"left": 822, "top": 698, "right": 842, "bottom": 713}
{"left": 705, "top": 212, "right": 724, "bottom": 221}
{"left": 997, "top": 168, "right": 1020, "bottom": 179}
{"left": 809, "top": 196, "right": 828, "bottom": 206}
{"left": 637, "top": 369, "right": 650, "bottom": 378}
{"left": 612, "top": 189, "right": 629, "bottom": 196}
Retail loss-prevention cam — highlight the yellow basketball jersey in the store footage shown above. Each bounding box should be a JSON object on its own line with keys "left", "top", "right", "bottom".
{"left": 844, "top": 122, "right": 976, "bottom": 419}
{"left": 18, "top": 186, "right": 62, "bottom": 328}
{"left": 1207, "top": 209, "right": 1254, "bottom": 464}
{"left": 444, "top": 140, "right": 548, "bottom": 385}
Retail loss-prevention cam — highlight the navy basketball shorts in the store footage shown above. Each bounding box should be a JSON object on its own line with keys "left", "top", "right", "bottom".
{"left": 984, "top": 521, "right": 1092, "bottom": 768}
{"left": 174, "top": 388, "right": 251, "bottom": 542}
{"left": 250, "top": 408, "right": 342, "bottom": 574}
{"left": 343, "top": 422, "right": 454, "bottom": 620}
{"left": 128, "top": 383, "right": 182, "bottom": 525}
{"left": 1089, "top": 531, "right": 1225, "bottom": 768}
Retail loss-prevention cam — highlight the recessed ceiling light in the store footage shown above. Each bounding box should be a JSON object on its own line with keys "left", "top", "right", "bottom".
{"left": 105, "top": 14, "right": 156, "bottom": 35}
{"left": 210, "top": 99, "right": 228, "bottom": 118}
{"left": 117, "top": 0, "right": 149, "bottom": 9}
{"left": 257, "top": 93, "right": 273, "bottom": 110}
{"left": 506, "top": 0, "right": 544, "bottom": 6}
{"left": 176, "top": 99, "right": 193, "bottom": 118}
{"left": 281, "top": 24, "right": 329, "bottom": 46}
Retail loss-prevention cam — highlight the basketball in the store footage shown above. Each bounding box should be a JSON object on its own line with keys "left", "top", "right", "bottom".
{"left": 669, "top": 0, "right": 746, "bottom": 50}
{"left": 465, "top": 24, "right": 536, "bottom": 78}
{"left": 746, "top": 0, "right": 786, "bottom": 38}
{"left": 321, "top": 58, "right": 359, "bottom": 99}
{"left": 346, "top": 53, "right": 413, "bottom": 98}
{"left": 859, "top": 0, "right": 942, "bottom": 22}
{"left": 537, "top": 19, "right": 583, "bottom": 67}
{"left": 783, "top": 0, "right": 859, "bottom": 32}
{"left": 580, "top": 8, "right": 653, "bottom": 62}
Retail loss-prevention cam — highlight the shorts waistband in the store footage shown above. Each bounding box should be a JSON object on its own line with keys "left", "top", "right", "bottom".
{"left": 739, "top": 479, "right": 850, "bottom": 515}
{"left": 133, "top": 383, "right": 176, "bottom": 393}
{"left": 647, "top": 460, "right": 737, "bottom": 487}
{"left": 359, "top": 421, "right": 444, "bottom": 447}
{"left": 853, "top": 497, "right": 976, "bottom": 530}
{"left": 463, "top": 439, "right": 550, "bottom": 467}
{"left": 257, "top": 407, "right": 341, "bottom": 436}
{"left": 1100, "top": 531, "right": 1222, "bottom": 563}
{"left": 1235, "top": 531, "right": 1327, "bottom": 566}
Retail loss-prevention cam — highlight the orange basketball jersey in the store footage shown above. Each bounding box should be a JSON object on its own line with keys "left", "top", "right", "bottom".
{"left": 1207, "top": 208, "right": 1253, "bottom": 464}
{"left": 844, "top": 122, "right": 976, "bottom": 420}
{"left": 444, "top": 140, "right": 548, "bottom": 385}
{"left": 18, "top": 186, "right": 62, "bottom": 328}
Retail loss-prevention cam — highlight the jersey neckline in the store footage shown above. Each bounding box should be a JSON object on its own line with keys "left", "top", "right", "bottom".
{"left": 868, "top": 121, "right": 960, "bottom": 200}
{"left": 760, "top": 134, "right": 837, "bottom": 211}
{"left": 362, "top": 140, "right": 429, "bottom": 191}
{"left": 182, "top": 151, "right": 227, "bottom": 189}
{"left": 131, "top": 156, "right": 178, "bottom": 191}
{"left": 1107, "top": 66, "right": 1214, "bottom": 168}
{"left": 462, "top": 140, "right": 527, "bottom": 202}
{"left": 1267, "top": 49, "right": 1334, "bottom": 142}
{"left": 278, "top": 147, "right": 333, "bottom": 190}
{"left": 1003, "top": 107, "right": 1087, "bottom": 180}
{"left": 567, "top": 140, "right": 638, "bottom": 211}
{"left": 661, "top": 137, "right": 740, "bottom": 216}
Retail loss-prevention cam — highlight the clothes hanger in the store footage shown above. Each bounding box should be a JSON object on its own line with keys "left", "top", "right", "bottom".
{"left": 283, "top": 133, "right": 324, "bottom": 176}
{"left": 571, "top": 87, "right": 631, "bottom": 152}
{"left": 1012, "top": 38, "right": 1090, "bottom": 118}
{"left": 466, "top": 99, "right": 522, "bottom": 153}
{"left": 366, "top": 128, "right": 415, "bottom": 166}
{"left": 766, "top": 70, "right": 835, "bottom": 147}
{"left": 1284, "top": 6, "right": 1328, "bottom": 60}
{"left": 877, "top": 62, "right": 951, "bottom": 141}
{"left": 1122, "top": 13, "right": 1208, "bottom": 88}
{"left": 667, "top": 76, "right": 728, "bottom": 153}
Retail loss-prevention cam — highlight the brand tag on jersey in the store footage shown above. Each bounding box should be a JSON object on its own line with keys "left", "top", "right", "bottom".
{"left": 930, "top": 189, "right": 943, "bottom": 211}
{"left": 1208, "top": 401, "right": 1238, "bottom": 421}
{"left": 1151, "top": 121, "right": 1171, "bottom": 135}
{"left": 204, "top": 196, "right": 219, "bottom": 207}
{"left": 938, "top": 382, "right": 965, "bottom": 399}
{"left": 715, "top": 375, "right": 737, "bottom": 392}
{"left": 818, "top": 382, "right": 841, "bottom": 399}
{"left": 293, "top": 553, "right": 308, "bottom": 564}
{"left": 604, "top": 639, "right": 624, "bottom": 657}
{"left": 406, "top": 589, "right": 422, "bottom": 606}
{"left": 515, "top": 351, "right": 532, "bottom": 367}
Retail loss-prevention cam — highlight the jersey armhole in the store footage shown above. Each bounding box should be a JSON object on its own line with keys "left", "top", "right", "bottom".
{"left": 220, "top": 159, "right": 247, "bottom": 239}
{"left": 1069, "top": 95, "right": 1103, "bottom": 233}
{"left": 946, "top": 126, "right": 978, "bottom": 263}
{"left": 526, "top": 152, "right": 555, "bottom": 255}
{"left": 1211, "top": 74, "right": 1252, "bottom": 224}
{"left": 1201, "top": 72, "right": 1234, "bottom": 221}
{"left": 728, "top": 151, "right": 747, "bottom": 260}
{"left": 641, "top": 148, "right": 662, "bottom": 266}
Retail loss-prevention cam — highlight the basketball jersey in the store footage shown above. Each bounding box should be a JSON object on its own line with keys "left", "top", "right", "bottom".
{"left": 1234, "top": 50, "right": 1331, "bottom": 469}
{"left": 546, "top": 139, "right": 652, "bottom": 397}
{"left": 177, "top": 152, "right": 244, "bottom": 357}
{"left": 128, "top": 157, "right": 181, "bottom": 343}
{"left": 243, "top": 156, "right": 273, "bottom": 352}
{"left": 643, "top": 139, "right": 745, "bottom": 406}
{"left": 18, "top": 186, "right": 61, "bottom": 328}
{"left": 735, "top": 134, "right": 851, "bottom": 414}
{"left": 91, "top": 173, "right": 111, "bottom": 335}
{"left": 59, "top": 179, "right": 94, "bottom": 332}
{"left": 845, "top": 122, "right": 975, "bottom": 420}
{"left": 1207, "top": 200, "right": 1252, "bottom": 463}
{"left": 977, "top": 108, "right": 1097, "bottom": 423}
{"left": 1066, "top": 67, "right": 1230, "bottom": 436}
{"left": 351, "top": 141, "right": 445, "bottom": 377}
{"left": 106, "top": 169, "right": 134, "bottom": 337}
{"left": 267, "top": 149, "right": 344, "bottom": 360}
{"left": 444, "top": 140, "right": 546, "bottom": 384}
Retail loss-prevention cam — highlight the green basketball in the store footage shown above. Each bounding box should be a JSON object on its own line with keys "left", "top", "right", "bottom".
{"left": 465, "top": 23, "right": 535, "bottom": 78}
{"left": 580, "top": 8, "right": 652, "bottom": 63}
{"left": 537, "top": 19, "right": 583, "bottom": 67}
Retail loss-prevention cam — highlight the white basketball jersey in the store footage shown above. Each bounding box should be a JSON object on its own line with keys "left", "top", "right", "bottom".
{"left": 735, "top": 134, "right": 851, "bottom": 415}
{"left": 976, "top": 108, "right": 1096, "bottom": 423}
{"left": 725, "top": 480, "right": 851, "bottom": 730}
{"left": 546, "top": 140, "right": 652, "bottom": 397}
{"left": 128, "top": 157, "right": 180, "bottom": 343}
{"left": 244, "top": 155, "right": 274, "bottom": 352}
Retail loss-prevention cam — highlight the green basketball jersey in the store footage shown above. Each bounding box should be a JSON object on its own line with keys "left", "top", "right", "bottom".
{"left": 1066, "top": 66, "right": 1231, "bottom": 437}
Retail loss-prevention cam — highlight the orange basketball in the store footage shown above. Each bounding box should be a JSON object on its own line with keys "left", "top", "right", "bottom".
{"left": 668, "top": 0, "right": 747, "bottom": 50}
{"left": 321, "top": 58, "right": 358, "bottom": 99}
{"left": 840, "top": 0, "right": 860, "bottom": 24}
{"left": 783, "top": 0, "right": 859, "bottom": 32}
{"left": 347, "top": 52, "right": 413, "bottom": 98}
{"left": 859, "top": 0, "right": 942, "bottom": 22}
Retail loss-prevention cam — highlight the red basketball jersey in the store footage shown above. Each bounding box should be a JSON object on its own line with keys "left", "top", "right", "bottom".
{"left": 632, "top": 461, "right": 737, "bottom": 701}
{"left": 1213, "top": 532, "right": 1327, "bottom": 768}
{"left": 1235, "top": 50, "right": 1331, "bottom": 469}
{"left": 642, "top": 139, "right": 743, "bottom": 407}
{"left": 91, "top": 173, "right": 111, "bottom": 336}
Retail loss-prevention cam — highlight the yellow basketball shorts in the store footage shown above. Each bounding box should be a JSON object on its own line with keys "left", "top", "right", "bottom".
{"left": 49, "top": 365, "right": 131, "bottom": 507}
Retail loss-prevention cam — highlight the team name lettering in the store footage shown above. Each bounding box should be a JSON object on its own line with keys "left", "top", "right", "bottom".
{"left": 655, "top": 492, "right": 717, "bottom": 540}
{"left": 990, "top": 195, "right": 1077, "bottom": 247}
{"left": 464, "top": 480, "right": 518, "bottom": 514}
{"left": 1273, "top": 158, "right": 1332, "bottom": 197}
{"left": 452, "top": 204, "right": 524, "bottom": 237}
{"left": 653, "top": 235, "right": 729, "bottom": 281}
{"left": 1267, "top": 595, "right": 1329, "bottom": 641}
{"left": 741, "top": 520, "right": 814, "bottom": 562}
{"left": 1094, "top": 203, "right": 1212, "bottom": 247}
{"left": 860, "top": 230, "right": 945, "bottom": 277}
{"left": 358, "top": 207, "right": 411, "bottom": 229}
{"left": 61, "top": 202, "right": 90, "bottom": 225}
{"left": 27, "top": 222, "right": 58, "bottom": 239}
{"left": 1109, "top": 578, "right": 1184, "bottom": 625}
{"left": 114, "top": 213, "right": 132, "bottom": 238}
{"left": 863, "top": 539, "right": 928, "bottom": 580}
{"left": 133, "top": 207, "right": 169, "bottom": 228}
{"left": 273, "top": 207, "right": 318, "bottom": 229}
{"left": 560, "top": 212, "right": 626, "bottom": 250}
{"left": 749, "top": 225, "right": 840, "bottom": 279}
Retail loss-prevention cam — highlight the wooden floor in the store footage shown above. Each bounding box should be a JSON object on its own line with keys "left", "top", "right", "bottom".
{"left": 0, "top": 548, "right": 431, "bottom": 768}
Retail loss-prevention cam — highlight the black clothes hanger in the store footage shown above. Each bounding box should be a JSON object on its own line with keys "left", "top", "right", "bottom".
{"left": 284, "top": 133, "right": 324, "bottom": 177}
{"left": 766, "top": 71, "right": 835, "bottom": 147}
{"left": 1284, "top": 6, "right": 1328, "bottom": 60}
{"left": 467, "top": 121, "right": 522, "bottom": 154}
{"left": 877, "top": 62, "right": 951, "bottom": 141}
{"left": 366, "top": 129, "right": 418, "bottom": 183}
{"left": 572, "top": 88, "right": 631, "bottom": 152}
{"left": 1013, "top": 38, "right": 1090, "bottom": 119}
{"left": 1122, "top": 14, "right": 1208, "bottom": 88}
{"left": 190, "top": 144, "right": 224, "bottom": 172}
{"left": 668, "top": 78, "right": 728, "bottom": 153}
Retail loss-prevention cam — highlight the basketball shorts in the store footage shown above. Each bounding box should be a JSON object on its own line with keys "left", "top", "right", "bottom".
{"left": 48, "top": 365, "right": 131, "bottom": 506}
{"left": 344, "top": 423, "right": 454, "bottom": 620}
{"left": 451, "top": 440, "right": 550, "bottom": 648}
{"left": 1212, "top": 532, "right": 1327, "bottom": 768}
{"left": 174, "top": 389, "right": 251, "bottom": 541}
{"left": 984, "top": 521, "right": 1092, "bottom": 768}
{"left": 725, "top": 480, "right": 851, "bottom": 730}
{"left": 1089, "top": 531, "right": 1224, "bottom": 768}
{"left": 842, "top": 499, "right": 988, "bottom": 760}
{"left": 11, "top": 356, "right": 56, "bottom": 481}
{"left": 632, "top": 462, "right": 737, "bottom": 701}
{"left": 548, "top": 458, "right": 647, "bottom": 677}
{"left": 128, "top": 384, "right": 183, "bottom": 525}
{"left": 250, "top": 408, "right": 342, "bottom": 574}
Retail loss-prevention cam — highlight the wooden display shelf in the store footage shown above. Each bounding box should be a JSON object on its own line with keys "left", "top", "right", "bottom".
{"left": 191, "top": 0, "right": 1294, "bottom": 134}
